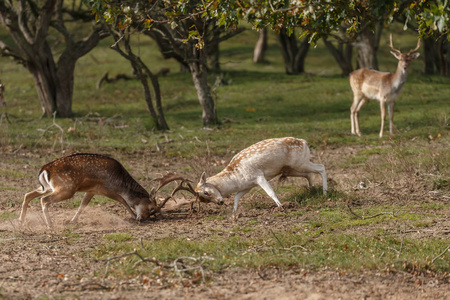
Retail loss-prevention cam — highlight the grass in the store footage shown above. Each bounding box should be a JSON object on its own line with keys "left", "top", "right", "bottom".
{"left": 92, "top": 230, "right": 449, "bottom": 278}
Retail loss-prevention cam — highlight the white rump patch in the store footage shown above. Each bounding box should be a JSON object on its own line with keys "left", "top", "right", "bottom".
{"left": 38, "top": 170, "right": 53, "bottom": 193}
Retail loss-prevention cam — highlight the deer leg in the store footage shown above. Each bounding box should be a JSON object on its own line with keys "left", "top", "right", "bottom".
{"left": 354, "top": 98, "right": 368, "bottom": 136}
{"left": 350, "top": 96, "right": 360, "bottom": 135}
{"left": 233, "top": 189, "right": 251, "bottom": 214}
{"left": 256, "top": 176, "right": 283, "bottom": 208}
{"left": 103, "top": 193, "right": 137, "bottom": 219}
{"left": 20, "top": 188, "right": 49, "bottom": 224}
{"left": 388, "top": 101, "right": 395, "bottom": 136}
{"left": 70, "top": 193, "right": 95, "bottom": 223}
{"left": 379, "top": 100, "right": 387, "bottom": 138}
{"left": 294, "top": 163, "right": 328, "bottom": 196}
{"left": 40, "top": 190, "right": 76, "bottom": 229}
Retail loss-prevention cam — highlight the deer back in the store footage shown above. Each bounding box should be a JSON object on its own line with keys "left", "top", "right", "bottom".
{"left": 206, "top": 138, "right": 310, "bottom": 195}
{"left": 40, "top": 153, "right": 149, "bottom": 200}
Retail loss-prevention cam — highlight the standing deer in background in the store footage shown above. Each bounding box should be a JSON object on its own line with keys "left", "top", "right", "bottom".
{"left": 195, "top": 137, "right": 327, "bottom": 216}
{"left": 350, "top": 34, "right": 420, "bottom": 138}
{"left": 0, "top": 80, "right": 6, "bottom": 107}
{"left": 20, "top": 153, "right": 158, "bottom": 228}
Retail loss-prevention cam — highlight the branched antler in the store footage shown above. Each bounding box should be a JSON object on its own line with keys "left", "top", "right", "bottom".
{"left": 407, "top": 38, "right": 421, "bottom": 55}
{"left": 389, "top": 34, "right": 401, "bottom": 55}
{"left": 149, "top": 173, "right": 199, "bottom": 215}
{"left": 389, "top": 33, "right": 420, "bottom": 55}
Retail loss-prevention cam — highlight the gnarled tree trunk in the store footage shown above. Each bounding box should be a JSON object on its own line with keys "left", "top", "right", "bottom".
{"left": 253, "top": 28, "right": 268, "bottom": 63}
{"left": 278, "top": 28, "right": 310, "bottom": 75}
{"left": 354, "top": 24, "right": 382, "bottom": 70}
{"left": 189, "top": 46, "right": 218, "bottom": 126}
{"left": 323, "top": 37, "right": 353, "bottom": 76}
{"left": 0, "top": 0, "right": 105, "bottom": 118}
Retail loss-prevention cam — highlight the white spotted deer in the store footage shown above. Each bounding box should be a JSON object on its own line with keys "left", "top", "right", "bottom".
{"left": 20, "top": 153, "right": 195, "bottom": 229}
{"left": 195, "top": 137, "right": 327, "bottom": 216}
{"left": 350, "top": 34, "right": 420, "bottom": 138}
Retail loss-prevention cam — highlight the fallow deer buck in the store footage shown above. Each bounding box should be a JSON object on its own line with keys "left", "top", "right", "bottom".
{"left": 350, "top": 34, "right": 420, "bottom": 138}
{"left": 20, "top": 153, "right": 193, "bottom": 228}
{"left": 195, "top": 137, "right": 327, "bottom": 216}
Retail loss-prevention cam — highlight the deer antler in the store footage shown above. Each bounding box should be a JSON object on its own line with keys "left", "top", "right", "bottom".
{"left": 148, "top": 173, "right": 199, "bottom": 215}
{"left": 389, "top": 34, "right": 401, "bottom": 55}
{"left": 153, "top": 173, "right": 189, "bottom": 192}
{"left": 407, "top": 38, "right": 421, "bottom": 55}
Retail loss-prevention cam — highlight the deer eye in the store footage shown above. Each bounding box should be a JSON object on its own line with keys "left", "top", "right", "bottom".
{"left": 203, "top": 191, "right": 210, "bottom": 197}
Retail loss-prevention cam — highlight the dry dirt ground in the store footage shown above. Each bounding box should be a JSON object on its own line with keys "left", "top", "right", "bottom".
{"left": 0, "top": 144, "right": 449, "bottom": 299}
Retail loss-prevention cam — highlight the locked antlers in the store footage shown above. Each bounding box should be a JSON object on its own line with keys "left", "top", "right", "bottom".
{"left": 148, "top": 173, "right": 199, "bottom": 215}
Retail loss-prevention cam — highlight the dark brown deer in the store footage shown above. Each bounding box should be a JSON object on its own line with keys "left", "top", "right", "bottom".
{"left": 20, "top": 153, "right": 190, "bottom": 228}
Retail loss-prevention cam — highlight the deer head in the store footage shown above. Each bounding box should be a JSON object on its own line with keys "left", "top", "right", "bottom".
{"left": 389, "top": 34, "right": 421, "bottom": 71}
{"left": 195, "top": 172, "right": 225, "bottom": 205}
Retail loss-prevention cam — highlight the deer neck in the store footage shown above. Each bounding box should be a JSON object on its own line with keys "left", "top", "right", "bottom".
{"left": 391, "top": 62, "right": 409, "bottom": 91}
{"left": 208, "top": 170, "right": 250, "bottom": 198}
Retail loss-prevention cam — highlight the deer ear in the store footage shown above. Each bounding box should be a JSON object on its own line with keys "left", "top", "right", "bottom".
{"left": 411, "top": 52, "right": 420, "bottom": 60}
{"left": 390, "top": 51, "right": 401, "bottom": 60}
{"left": 199, "top": 172, "right": 207, "bottom": 185}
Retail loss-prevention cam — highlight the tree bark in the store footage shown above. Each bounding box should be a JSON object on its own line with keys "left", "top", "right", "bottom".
{"left": 437, "top": 36, "right": 450, "bottom": 77}
{"left": 278, "top": 28, "right": 310, "bottom": 75}
{"left": 108, "top": 28, "right": 169, "bottom": 130}
{"left": 423, "top": 36, "right": 439, "bottom": 75}
{"left": 188, "top": 47, "right": 218, "bottom": 126}
{"left": 253, "top": 28, "right": 268, "bottom": 63}
{"left": 323, "top": 37, "right": 353, "bottom": 75}
{"left": 354, "top": 24, "right": 382, "bottom": 70}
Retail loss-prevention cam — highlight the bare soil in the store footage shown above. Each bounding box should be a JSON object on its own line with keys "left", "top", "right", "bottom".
{"left": 0, "top": 144, "right": 449, "bottom": 299}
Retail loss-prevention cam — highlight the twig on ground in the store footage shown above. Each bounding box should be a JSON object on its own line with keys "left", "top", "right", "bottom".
{"left": 98, "top": 251, "right": 149, "bottom": 284}
{"left": 397, "top": 225, "right": 406, "bottom": 259}
{"left": 347, "top": 204, "right": 397, "bottom": 220}
{"left": 172, "top": 256, "right": 214, "bottom": 286}
{"left": 432, "top": 245, "right": 450, "bottom": 263}
{"left": 270, "top": 229, "right": 285, "bottom": 248}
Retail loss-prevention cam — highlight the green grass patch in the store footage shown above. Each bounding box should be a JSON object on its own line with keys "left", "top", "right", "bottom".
{"left": 0, "top": 211, "right": 16, "bottom": 221}
{"left": 91, "top": 231, "right": 449, "bottom": 279}
{"left": 104, "top": 233, "right": 134, "bottom": 243}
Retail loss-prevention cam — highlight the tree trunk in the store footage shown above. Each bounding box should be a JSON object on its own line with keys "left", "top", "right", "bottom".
{"left": 109, "top": 28, "right": 169, "bottom": 130}
{"left": 27, "top": 50, "right": 58, "bottom": 116}
{"left": 188, "top": 48, "right": 218, "bottom": 126}
{"left": 278, "top": 28, "right": 310, "bottom": 75}
{"left": 140, "top": 58, "right": 169, "bottom": 130}
{"left": 437, "top": 36, "right": 450, "bottom": 77}
{"left": 354, "top": 24, "right": 382, "bottom": 70}
{"left": 423, "top": 36, "right": 439, "bottom": 75}
{"left": 323, "top": 37, "right": 353, "bottom": 75}
{"left": 253, "top": 28, "right": 268, "bottom": 63}
{"left": 0, "top": 0, "right": 104, "bottom": 118}
{"left": 355, "top": 31, "right": 377, "bottom": 70}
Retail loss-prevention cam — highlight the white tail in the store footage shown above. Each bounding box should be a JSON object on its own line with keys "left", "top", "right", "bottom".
{"left": 20, "top": 153, "right": 157, "bottom": 228}
{"left": 0, "top": 80, "right": 5, "bottom": 107}
{"left": 195, "top": 137, "right": 327, "bottom": 215}
{"left": 350, "top": 34, "right": 420, "bottom": 138}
